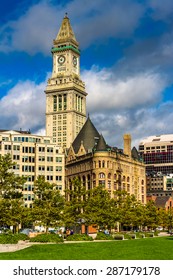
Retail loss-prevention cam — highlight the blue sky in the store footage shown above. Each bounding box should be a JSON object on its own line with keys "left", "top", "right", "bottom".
{"left": 0, "top": 0, "right": 173, "bottom": 148}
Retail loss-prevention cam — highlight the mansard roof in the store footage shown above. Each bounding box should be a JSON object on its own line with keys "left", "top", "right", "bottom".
{"left": 72, "top": 116, "right": 100, "bottom": 154}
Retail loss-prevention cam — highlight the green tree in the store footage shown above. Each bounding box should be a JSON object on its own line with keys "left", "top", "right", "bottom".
{"left": 0, "top": 154, "right": 26, "bottom": 199}
{"left": 0, "top": 154, "right": 26, "bottom": 232}
{"left": 143, "top": 200, "right": 159, "bottom": 229}
{"left": 63, "top": 177, "right": 87, "bottom": 228}
{"left": 83, "top": 185, "right": 115, "bottom": 230}
{"left": 33, "top": 176, "right": 65, "bottom": 232}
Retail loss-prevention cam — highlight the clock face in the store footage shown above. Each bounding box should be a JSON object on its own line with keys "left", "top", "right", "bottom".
{"left": 58, "top": 55, "right": 66, "bottom": 65}
{"left": 73, "top": 56, "right": 77, "bottom": 66}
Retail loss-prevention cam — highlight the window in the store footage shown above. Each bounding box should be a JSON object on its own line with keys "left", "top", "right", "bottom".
{"left": 13, "top": 145, "right": 20, "bottom": 151}
{"left": 53, "top": 95, "right": 57, "bottom": 111}
{"left": 99, "top": 173, "right": 105, "bottom": 179}
{"left": 38, "top": 166, "right": 45, "bottom": 171}
{"left": 47, "top": 147, "right": 53, "bottom": 153}
{"left": 5, "top": 145, "right": 11, "bottom": 150}
{"left": 56, "top": 176, "right": 62, "bottom": 181}
{"left": 56, "top": 157, "right": 62, "bottom": 162}
{"left": 39, "top": 156, "right": 45, "bottom": 161}
{"left": 22, "top": 166, "right": 35, "bottom": 172}
{"left": 47, "top": 157, "right": 53, "bottom": 162}
{"left": 38, "top": 147, "right": 45, "bottom": 152}
{"left": 56, "top": 185, "right": 62, "bottom": 190}
{"left": 47, "top": 166, "right": 53, "bottom": 171}
{"left": 56, "top": 166, "right": 62, "bottom": 171}
{"left": 13, "top": 155, "right": 20, "bottom": 160}
{"left": 13, "top": 164, "right": 20, "bottom": 170}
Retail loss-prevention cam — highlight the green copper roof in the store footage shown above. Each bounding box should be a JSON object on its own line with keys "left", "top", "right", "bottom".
{"left": 51, "top": 45, "right": 80, "bottom": 55}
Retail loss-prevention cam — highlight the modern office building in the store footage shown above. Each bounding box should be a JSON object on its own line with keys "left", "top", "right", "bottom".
{"left": 0, "top": 130, "right": 65, "bottom": 207}
{"left": 139, "top": 134, "right": 173, "bottom": 175}
{"left": 45, "top": 14, "right": 87, "bottom": 149}
{"left": 66, "top": 117, "right": 146, "bottom": 204}
{"left": 139, "top": 134, "right": 173, "bottom": 198}
{"left": 146, "top": 174, "right": 173, "bottom": 198}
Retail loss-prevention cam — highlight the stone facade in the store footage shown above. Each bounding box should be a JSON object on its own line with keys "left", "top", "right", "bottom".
{"left": 45, "top": 14, "right": 87, "bottom": 149}
{"left": 66, "top": 118, "right": 146, "bottom": 204}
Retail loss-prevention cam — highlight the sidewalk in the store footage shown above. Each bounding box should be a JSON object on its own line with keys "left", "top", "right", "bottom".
{"left": 0, "top": 243, "right": 32, "bottom": 253}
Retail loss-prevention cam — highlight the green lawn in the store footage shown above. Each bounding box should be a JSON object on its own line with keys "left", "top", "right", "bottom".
{"left": 0, "top": 236, "right": 173, "bottom": 260}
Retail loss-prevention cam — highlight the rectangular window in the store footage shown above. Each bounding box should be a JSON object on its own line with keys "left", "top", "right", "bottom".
{"left": 47, "top": 166, "right": 53, "bottom": 171}
{"left": 58, "top": 95, "right": 62, "bottom": 111}
{"left": 5, "top": 145, "right": 11, "bottom": 150}
{"left": 38, "top": 147, "right": 45, "bottom": 152}
{"left": 38, "top": 166, "right": 45, "bottom": 171}
{"left": 53, "top": 95, "right": 57, "bottom": 112}
{"left": 39, "top": 156, "right": 45, "bottom": 161}
{"left": 13, "top": 145, "right": 20, "bottom": 151}
{"left": 56, "top": 157, "right": 62, "bottom": 162}
{"left": 13, "top": 155, "right": 20, "bottom": 160}
{"left": 47, "top": 157, "right": 53, "bottom": 162}
{"left": 64, "top": 94, "right": 67, "bottom": 110}
{"left": 56, "top": 166, "right": 62, "bottom": 171}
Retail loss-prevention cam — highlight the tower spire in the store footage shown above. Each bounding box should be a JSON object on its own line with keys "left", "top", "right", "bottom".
{"left": 53, "top": 14, "right": 78, "bottom": 48}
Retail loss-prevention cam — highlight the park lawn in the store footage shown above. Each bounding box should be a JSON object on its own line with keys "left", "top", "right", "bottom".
{"left": 0, "top": 236, "right": 173, "bottom": 260}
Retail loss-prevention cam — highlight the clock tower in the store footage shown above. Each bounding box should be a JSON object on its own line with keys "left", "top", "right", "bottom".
{"left": 45, "top": 14, "right": 87, "bottom": 149}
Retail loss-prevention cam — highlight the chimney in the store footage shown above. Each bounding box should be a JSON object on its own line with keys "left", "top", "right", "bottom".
{"left": 123, "top": 134, "right": 131, "bottom": 157}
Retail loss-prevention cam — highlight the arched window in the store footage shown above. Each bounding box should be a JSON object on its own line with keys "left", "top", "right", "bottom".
{"left": 102, "top": 160, "right": 105, "bottom": 168}
{"left": 108, "top": 173, "right": 111, "bottom": 179}
{"left": 82, "top": 175, "right": 86, "bottom": 187}
{"left": 99, "top": 161, "right": 101, "bottom": 168}
{"left": 123, "top": 176, "right": 126, "bottom": 182}
{"left": 99, "top": 172, "right": 105, "bottom": 179}
{"left": 127, "top": 176, "right": 130, "bottom": 182}
{"left": 114, "top": 174, "right": 117, "bottom": 180}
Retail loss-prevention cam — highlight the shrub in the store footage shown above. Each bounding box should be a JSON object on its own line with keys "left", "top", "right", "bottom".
{"left": 95, "top": 232, "right": 114, "bottom": 240}
{"left": 30, "top": 234, "right": 63, "bottom": 243}
{"left": 0, "top": 234, "right": 18, "bottom": 244}
{"left": 128, "top": 234, "right": 136, "bottom": 239}
{"left": 145, "top": 232, "right": 154, "bottom": 238}
{"left": 113, "top": 235, "right": 124, "bottom": 240}
{"left": 66, "top": 234, "right": 93, "bottom": 241}
{"left": 15, "top": 233, "right": 30, "bottom": 241}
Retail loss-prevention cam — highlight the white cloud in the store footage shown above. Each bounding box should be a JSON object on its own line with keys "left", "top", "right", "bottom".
{"left": 0, "top": 78, "right": 46, "bottom": 133}
{"left": 82, "top": 67, "right": 166, "bottom": 112}
{"left": 0, "top": 0, "right": 145, "bottom": 54}
{"left": 0, "top": 1, "right": 63, "bottom": 54}
{"left": 80, "top": 66, "right": 172, "bottom": 148}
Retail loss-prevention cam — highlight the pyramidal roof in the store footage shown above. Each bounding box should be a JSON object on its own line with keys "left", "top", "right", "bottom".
{"left": 95, "top": 134, "right": 107, "bottom": 151}
{"left": 72, "top": 116, "right": 100, "bottom": 154}
{"left": 131, "top": 146, "right": 140, "bottom": 160}
{"left": 54, "top": 14, "right": 78, "bottom": 47}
